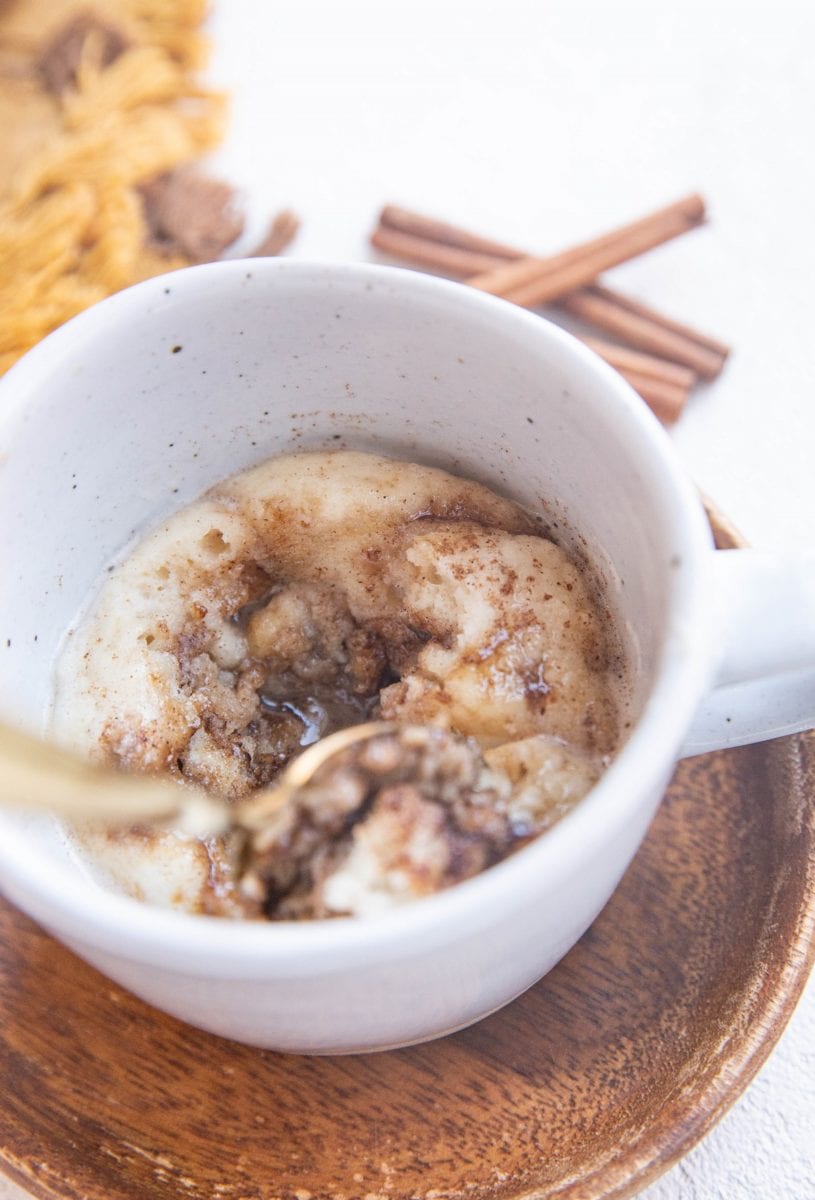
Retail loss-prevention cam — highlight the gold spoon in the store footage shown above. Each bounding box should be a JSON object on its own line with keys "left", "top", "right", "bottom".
{"left": 0, "top": 720, "right": 397, "bottom": 837}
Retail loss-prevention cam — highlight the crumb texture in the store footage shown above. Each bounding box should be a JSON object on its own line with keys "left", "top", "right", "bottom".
{"left": 52, "top": 451, "right": 625, "bottom": 916}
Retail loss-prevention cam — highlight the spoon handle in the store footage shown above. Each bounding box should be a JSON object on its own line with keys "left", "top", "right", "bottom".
{"left": 0, "top": 722, "right": 186, "bottom": 824}
{"left": 0, "top": 720, "right": 400, "bottom": 834}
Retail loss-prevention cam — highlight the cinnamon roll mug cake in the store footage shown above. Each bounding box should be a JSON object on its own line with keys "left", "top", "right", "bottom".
{"left": 1, "top": 261, "right": 805, "bottom": 1050}
{"left": 51, "top": 450, "right": 628, "bottom": 921}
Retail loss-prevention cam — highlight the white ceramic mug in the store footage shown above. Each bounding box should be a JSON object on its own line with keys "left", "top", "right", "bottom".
{"left": 0, "top": 260, "right": 812, "bottom": 1053}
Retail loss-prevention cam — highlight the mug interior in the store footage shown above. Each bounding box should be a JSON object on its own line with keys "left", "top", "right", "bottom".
{"left": 0, "top": 261, "right": 714, "bottom": 919}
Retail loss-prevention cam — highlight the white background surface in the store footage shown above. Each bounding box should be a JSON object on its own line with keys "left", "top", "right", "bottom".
{"left": 3, "top": 1, "right": 814, "bottom": 1197}
{"left": 208, "top": 3, "right": 815, "bottom": 1198}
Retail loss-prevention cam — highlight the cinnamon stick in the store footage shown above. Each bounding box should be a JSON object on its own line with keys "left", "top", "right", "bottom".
{"left": 467, "top": 194, "right": 706, "bottom": 305}
{"left": 580, "top": 336, "right": 696, "bottom": 390}
{"left": 571, "top": 283, "right": 729, "bottom": 376}
{"left": 371, "top": 204, "right": 728, "bottom": 378}
{"left": 371, "top": 225, "right": 502, "bottom": 276}
{"left": 614, "top": 367, "right": 689, "bottom": 425}
{"left": 369, "top": 217, "right": 694, "bottom": 421}
{"left": 379, "top": 204, "right": 521, "bottom": 261}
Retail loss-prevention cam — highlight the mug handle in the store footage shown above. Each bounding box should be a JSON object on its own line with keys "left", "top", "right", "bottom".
{"left": 680, "top": 549, "right": 815, "bottom": 756}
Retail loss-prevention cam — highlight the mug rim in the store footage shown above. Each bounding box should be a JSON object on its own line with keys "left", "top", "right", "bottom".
{"left": 0, "top": 258, "right": 717, "bottom": 968}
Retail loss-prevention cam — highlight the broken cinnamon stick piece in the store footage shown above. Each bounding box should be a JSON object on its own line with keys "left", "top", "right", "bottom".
{"left": 140, "top": 168, "right": 244, "bottom": 263}
{"left": 251, "top": 209, "right": 301, "bottom": 257}
{"left": 580, "top": 336, "right": 697, "bottom": 390}
{"left": 468, "top": 194, "right": 706, "bottom": 306}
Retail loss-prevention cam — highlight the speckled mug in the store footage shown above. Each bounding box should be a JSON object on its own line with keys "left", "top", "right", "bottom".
{"left": 0, "top": 260, "right": 812, "bottom": 1052}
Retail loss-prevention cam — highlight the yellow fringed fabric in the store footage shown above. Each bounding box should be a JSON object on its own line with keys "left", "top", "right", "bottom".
{"left": 0, "top": 1, "right": 225, "bottom": 374}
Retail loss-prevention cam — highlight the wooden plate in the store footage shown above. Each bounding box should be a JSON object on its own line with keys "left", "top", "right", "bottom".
{"left": 1, "top": 513, "right": 814, "bottom": 1200}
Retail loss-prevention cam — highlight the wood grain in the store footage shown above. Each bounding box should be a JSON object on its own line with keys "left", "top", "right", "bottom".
{"left": 1, "top": 524, "right": 813, "bottom": 1200}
